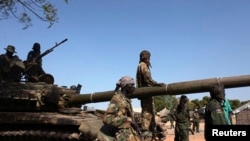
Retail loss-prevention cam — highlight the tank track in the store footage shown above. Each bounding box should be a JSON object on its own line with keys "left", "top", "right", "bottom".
{"left": 0, "top": 124, "right": 94, "bottom": 141}
{"left": 0, "top": 130, "right": 80, "bottom": 140}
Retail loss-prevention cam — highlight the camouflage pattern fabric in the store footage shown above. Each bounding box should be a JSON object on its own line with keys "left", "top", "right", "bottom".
{"left": 101, "top": 92, "right": 140, "bottom": 141}
{"left": 155, "top": 114, "right": 168, "bottom": 137}
{"left": 136, "top": 61, "right": 159, "bottom": 131}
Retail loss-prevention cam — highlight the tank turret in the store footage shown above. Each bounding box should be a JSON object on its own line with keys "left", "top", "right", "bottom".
{"left": 0, "top": 74, "right": 250, "bottom": 140}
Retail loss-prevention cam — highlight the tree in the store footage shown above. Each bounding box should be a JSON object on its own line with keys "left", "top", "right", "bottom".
{"left": 229, "top": 99, "right": 241, "bottom": 110}
{"left": 190, "top": 99, "right": 202, "bottom": 110}
{"left": 154, "top": 95, "right": 177, "bottom": 112}
{"left": 0, "top": 0, "right": 68, "bottom": 29}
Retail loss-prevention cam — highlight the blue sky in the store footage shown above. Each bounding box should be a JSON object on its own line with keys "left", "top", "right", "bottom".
{"left": 1, "top": 0, "right": 250, "bottom": 110}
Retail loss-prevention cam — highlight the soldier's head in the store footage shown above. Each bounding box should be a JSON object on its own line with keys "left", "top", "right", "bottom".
{"left": 33, "top": 42, "right": 41, "bottom": 52}
{"left": 209, "top": 82, "right": 225, "bottom": 100}
{"left": 115, "top": 76, "right": 135, "bottom": 98}
{"left": 139, "top": 50, "right": 152, "bottom": 67}
{"left": 5, "top": 45, "right": 16, "bottom": 56}
{"left": 179, "top": 95, "right": 188, "bottom": 106}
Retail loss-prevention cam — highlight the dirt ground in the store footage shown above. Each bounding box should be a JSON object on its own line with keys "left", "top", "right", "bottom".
{"left": 164, "top": 120, "right": 205, "bottom": 141}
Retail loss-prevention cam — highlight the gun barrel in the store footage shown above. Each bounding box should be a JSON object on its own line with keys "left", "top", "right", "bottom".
{"left": 61, "top": 38, "right": 68, "bottom": 43}
{"left": 70, "top": 75, "right": 250, "bottom": 105}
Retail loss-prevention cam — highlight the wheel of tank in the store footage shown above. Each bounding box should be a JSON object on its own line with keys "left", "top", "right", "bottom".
{"left": 39, "top": 74, "right": 54, "bottom": 84}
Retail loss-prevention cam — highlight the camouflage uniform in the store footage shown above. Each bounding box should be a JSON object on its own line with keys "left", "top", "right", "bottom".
{"left": 174, "top": 95, "right": 190, "bottom": 141}
{"left": 155, "top": 114, "right": 168, "bottom": 137}
{"left": 100, "top": 76, "right": 141, "bottom": 141}
{"left": 102, "top": 92, "right": 140, "bottom": 141}
{"left": 136, "top": 50, "right": 164, "bottom": 133}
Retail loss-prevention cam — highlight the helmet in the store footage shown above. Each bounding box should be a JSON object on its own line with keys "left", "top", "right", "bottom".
{"left": 33, "top": 42, "right": 41, "bottom": 51}
{"left": 116, "top": 76, "right": 135, "bottom": 89}
{"left": 139, "top": 50, "right": 150, "bottom": 62}
{"left": 210, "top": 82, "right": 225, "bottom": 99}
{"left": 5, "top": 45, "right": 16, "bottom": 53}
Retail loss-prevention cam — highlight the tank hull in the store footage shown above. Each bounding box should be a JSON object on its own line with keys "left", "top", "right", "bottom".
{"left": 1, "top": 74, "right": 250, "bottom": 140}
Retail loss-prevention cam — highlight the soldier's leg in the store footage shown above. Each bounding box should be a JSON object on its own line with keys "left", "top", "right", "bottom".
{"left": 196, "top": 121, "right": 200, "bottom": 132}
{"left": 192, "top": 121, "right": 195, "bottom": 131}
{"left": 142, "top": 111, "right": 152, "bottom": 131}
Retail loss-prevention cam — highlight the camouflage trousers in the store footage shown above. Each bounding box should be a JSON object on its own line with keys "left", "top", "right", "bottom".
{"left": 115, "top": 128, "right": 141, "bottom": 141}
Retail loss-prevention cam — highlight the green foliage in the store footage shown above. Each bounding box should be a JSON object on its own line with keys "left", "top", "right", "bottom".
{"left": 229, "top": 99, "right": 241, "bottom": 110}
{"left": 155, "top": 95, "right": 243, "bottom": 112}
{"left": 190, "top": 99, "right": 201, "bottom": 110}
{"left": 154, "top": 95, "right": 177, "bottom": 112}
{"left": 0, "top": 0, "right": 68, "bottom": 29}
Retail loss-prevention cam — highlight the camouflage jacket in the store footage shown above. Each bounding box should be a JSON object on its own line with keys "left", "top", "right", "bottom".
{"left": 103, "top": 92, "right": 135, "bottom": 129}
{"left": 136, "top": 61, "right": 158, "bottom": 87}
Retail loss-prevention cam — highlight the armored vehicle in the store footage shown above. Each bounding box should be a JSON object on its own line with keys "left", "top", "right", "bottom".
{"left": 0, "top": 74, "right": 250, "bottom": 140}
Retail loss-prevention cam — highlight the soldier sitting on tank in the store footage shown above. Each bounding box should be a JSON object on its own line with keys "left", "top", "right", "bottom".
{"left": 24, "top": 42, "right": 46, "bottom": 82}
{"left": 0, "top": 45, "right": 24, "bottom": 82}
{"left": 97, "top": 76, "right": 141, "bottom": 141}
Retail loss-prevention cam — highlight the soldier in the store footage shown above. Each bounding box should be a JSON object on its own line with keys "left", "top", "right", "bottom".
{"left": 192, "top": 109, "right": 200, "bottom": 133}
{"left": 136, "top": 50, "right": 165, "bottom": 140}
{"left": 24, "top": 42, "right": 45, "bottom": 82}
{"left": 99, "top": 76, "right": 141, "bottom": 141}
{"left": 174, "top": 95, "right": 190, "bottom": 141}
{"left": 0, "top": 45, "right": 24, "bottom": 82}
{"left": 204, "top": 82, "right": 228, "bottom": 141}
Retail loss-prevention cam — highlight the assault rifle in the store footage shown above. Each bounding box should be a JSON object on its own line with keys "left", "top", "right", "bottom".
{"left": 24, "top": 38, "right": 68, "bottom": 72}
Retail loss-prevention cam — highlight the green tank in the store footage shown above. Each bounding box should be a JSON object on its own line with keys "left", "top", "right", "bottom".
{"left": 0, "top": 74, "right": 250, "bottom": 140}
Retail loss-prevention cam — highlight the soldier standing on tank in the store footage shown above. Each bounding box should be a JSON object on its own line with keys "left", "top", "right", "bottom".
{"left": 204, "top": 82, "right": 228, "bottom": 141}
{"left": 99, "top": 76, "right": 141, "bottom": 141}
{"left": 174, "top": 95, "right": 190, "bottom": 141}
{"left": 0, "top": 45, "right": 24, "bottom": 82}
{"left": 24, "top": 42, "right": 45, "bottom": 82}
{"left": 136, "top": 50, "right": 166, "bottom": 140}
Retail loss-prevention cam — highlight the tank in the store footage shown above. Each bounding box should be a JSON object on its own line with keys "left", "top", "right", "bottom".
{"left": 0, "top": 74, "right": 250, "bottom": 140}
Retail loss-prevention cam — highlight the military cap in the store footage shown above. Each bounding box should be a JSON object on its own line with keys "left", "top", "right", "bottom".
{"left": 4, "top": 45, "right": 16, "bottom": 53}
